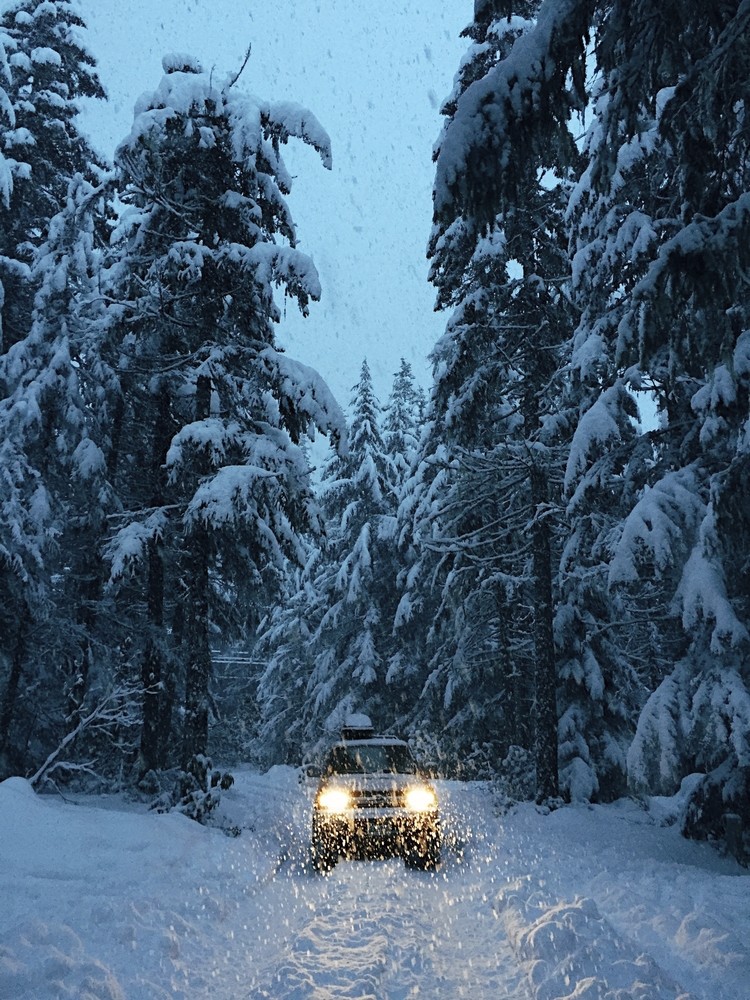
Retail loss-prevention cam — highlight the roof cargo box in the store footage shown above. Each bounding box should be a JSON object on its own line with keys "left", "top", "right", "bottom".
{"left": 341, "top": 712, "right": 374, "bottom": 741}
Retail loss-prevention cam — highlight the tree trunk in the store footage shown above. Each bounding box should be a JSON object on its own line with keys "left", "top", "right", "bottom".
{"left": 530, "top": 462, "right": 559, "bottom": 801}
{"left": 139, "top": 540, "right": 164, "bottom": 776}
{"left": 140, "top": 385, "right": 173, "bottom": 775}
{"left": 182, "top": 532, "right": 211, "bottom": 766}
{"left": 182, "top": 373, "right": 212, "bottom": 767}
{"left": 158, "top": 668, "right": 177, "bottom": 767}
{"left": 66, "top": 526, "right": 103, "bottom": 735}
{"left": 0, "top": 611, "right": 28, "bottom": 766}
{"left": 494, "top": 588, "right": 524, "bottom": 752}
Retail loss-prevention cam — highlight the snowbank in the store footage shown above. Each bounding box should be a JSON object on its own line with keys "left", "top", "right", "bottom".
{"left": 496, "top": 879, "right": 694, "bottom": 1000}
{"left": 0, "top": 769, "right": 285, "bottom": 999}
{"left": 492, "top": 799, "right": 750, "bottom": 1000}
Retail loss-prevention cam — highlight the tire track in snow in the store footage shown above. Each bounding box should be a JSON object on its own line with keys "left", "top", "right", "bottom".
{"left": 244, "top": 858, "right": 531, "bottom": 1000}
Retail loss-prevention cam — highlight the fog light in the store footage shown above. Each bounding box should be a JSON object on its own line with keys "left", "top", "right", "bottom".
{"left": 405, "top": 785, "right": 437, "bottom": 811}
{"left": 317, "top": 787, "right": 351, "bottom": 812}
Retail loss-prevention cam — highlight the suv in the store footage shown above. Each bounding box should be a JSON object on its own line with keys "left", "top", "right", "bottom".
{"left": 309, "top": 719, "right": 441, "bottom": 873}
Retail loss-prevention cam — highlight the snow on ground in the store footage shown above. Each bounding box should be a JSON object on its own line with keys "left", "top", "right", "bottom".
{"left": 0, "top": 768, "right": 747, "bottom": 999}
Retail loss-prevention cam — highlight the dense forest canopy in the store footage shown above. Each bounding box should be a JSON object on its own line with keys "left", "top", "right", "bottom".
{"left": 1, "top": 0, "right": 748, "bottom": 854}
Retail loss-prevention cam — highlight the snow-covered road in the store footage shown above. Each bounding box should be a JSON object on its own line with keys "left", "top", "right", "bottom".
{"left": 195, "top": 773, "right": 528, "bottom": 999}
{"left": 245, "top": 859, "right": 526, "bottom": 999}
{"left": 1, "top": 767, "right": 747, "bottom": 999}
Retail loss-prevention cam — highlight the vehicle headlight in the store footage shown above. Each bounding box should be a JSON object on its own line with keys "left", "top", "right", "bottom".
{"left": 405, "top": 785, "right": 438, "bottom": 812}
{"left": 317, "top": 787, "right": 351, "bottom": 813}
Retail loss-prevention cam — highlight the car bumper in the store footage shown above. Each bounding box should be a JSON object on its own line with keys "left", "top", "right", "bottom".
{"left": 313, "top": 808, "right": 440, "bottom": 857}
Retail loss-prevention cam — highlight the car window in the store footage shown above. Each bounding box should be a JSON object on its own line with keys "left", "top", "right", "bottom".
{"left": 325, "top": 744, "right": 417, "bottom": 775}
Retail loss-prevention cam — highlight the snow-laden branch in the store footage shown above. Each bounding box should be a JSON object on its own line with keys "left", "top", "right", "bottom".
{"left": 29, "top": 682, "right": 144, "bottom": 789}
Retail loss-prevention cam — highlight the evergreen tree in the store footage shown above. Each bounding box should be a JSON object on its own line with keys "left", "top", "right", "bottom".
{"left": 255, "top": 548, "right": 327, "bottom": 765}
{"left": 395, "top": 436, "right": 533, "bottom": 777}
{"left": 257, "top": 361, "right": 404, "bottom": 766}
{"left": 423, "top": 0, "right": 722, "bottom": 808}
{"left": 0, "top": 25, "right": 14, "bottom": 202}
{"left": 406, "top": 0, "right": 587, "bottom": 797}
{"left": 378, "top": 359, "right": 432, "bottom": 742}
{"left": 303, "top": 360, "right": 396, "bottom": 744}
{"left": 383, "top": 358, "right": 424, "bottom": 492}
{"left": 0, "top": 0, "right": 104, "bottom": 352}
{"left": 555, "top": 384, "right": 649, "bottom": 801}
{"left": 460, "top": 0, "right": 750, "bottom": 824}
{"left": 569, "top": 0, "right": 750, "bottom": 837}
{"left": 100, "top": 54, "right": 343, "bottom": 773}
{"left": 0, "top": 25, "right": 106, "bottom": 779}
{"left": 0, "top": 175, "right": 117, "bottom": 778}
{"left": 0, "top": 25, "right": 17, "bottom": 351}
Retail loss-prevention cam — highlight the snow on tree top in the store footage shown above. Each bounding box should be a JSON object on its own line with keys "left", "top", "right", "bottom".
{"left": 30, "top": 46, "right": 62, "bottom": 66}
{"left": 31, "top": 2, "right": 58, "bottom": 17}
{"left": 162, "top": 52, "right": 203, "bottom": 75}
{"left": 132, "top": 65, "right": 221, "bottom": 121}
{"left": 124, "top": 61, "right": 332, "bottom": 186}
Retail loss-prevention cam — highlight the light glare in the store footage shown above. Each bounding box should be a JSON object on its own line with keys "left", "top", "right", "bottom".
{"left": 317, "top": 787, "right": 351, "bottom": 812}
{"left": 405, "top": 785, "right": 437, "bottom": 812}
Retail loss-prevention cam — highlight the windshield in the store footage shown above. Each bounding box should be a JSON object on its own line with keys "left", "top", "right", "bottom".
{"left": 325, "top": 743, "right": 417, "bottom": 775}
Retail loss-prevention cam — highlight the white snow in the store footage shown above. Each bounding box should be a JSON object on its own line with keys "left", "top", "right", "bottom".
{"left": 608, "top": 469, "right": 705, "bottom": 587}
{"left": 1, "top": 768, "right": 747, "bottom": 999}
{"left": 344, "top": 712, "right": 373, "bottom": 730}
{"left": 679, "top": 529, "right": 750, "bottom": 652}
{"left": 104, "top": 510, "right": 169, "bottom": 582}
{"left": 564, "top": 383, "right": 627, "bottom": 493}
{"left": 29, "top": 46, "right": 62, "bottom": 67}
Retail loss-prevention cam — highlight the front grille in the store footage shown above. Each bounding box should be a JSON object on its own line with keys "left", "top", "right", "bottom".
{"left": 351, "top": 788, "right": 403, "bottom": 808}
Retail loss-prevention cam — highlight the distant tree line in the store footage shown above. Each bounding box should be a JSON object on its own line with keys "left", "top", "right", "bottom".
{"left": 1, "top": 0, "right": 748, "bottom": 853}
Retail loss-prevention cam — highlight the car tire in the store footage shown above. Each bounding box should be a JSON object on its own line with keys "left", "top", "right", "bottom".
{"left": 310, "top": 817, "right": 339, "bottom": 874}
{"left": 403, "top": 832, "right": 440, "bottom": 871}
{"left": 310, "top": 842, "right": 337, "bottom": 874}
{"left": 405, "top": 850, "right": 440, "bottom": 871}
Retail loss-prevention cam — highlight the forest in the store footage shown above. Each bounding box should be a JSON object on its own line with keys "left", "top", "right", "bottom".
{"left": 0, "top": 0, "right": 748, "bottom": 857}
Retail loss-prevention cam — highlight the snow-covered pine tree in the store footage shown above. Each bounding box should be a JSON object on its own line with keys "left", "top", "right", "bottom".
{"left": 394, "top": 432, "right": 532, "bottom": 778}
{"left": 421, "top": 0, "right": 658, "bottom": 804}
{"left": 0, "top": 25, "right": 106, "bottom": 774}
{"left": 383, "top": 358, "right": 424, "bottom": 494}
{"left": 0, "top": 0, "right": 104, "bottom": 352}
{"left": 0, "top": 24, "right": 18, "bottom": 353}
{"left": 0, "top": 23, "right": 14, "bottom": 201}
{"left": 303, "top": 360, "right": 397, "bottom": 747}
{"left": 568, "top": 0, "right": 750, "bottom": 840}
{"left": 100, "top": 54, "right": 344, "bottom": 773}
{"left": 555, "top": 382, "right": 649, "bottom": 801}
{"left": 412, "top": 0, "right": 588, "bottom": 798}
{"left": 377, "top": 359, "right": 435, "bottom": 744}
{"left": 254, "top": 548, "right": 327, "bottom": 766}
{"left": 0, "top": 175, "right": 117, "bottom": 779}
{"left": 393, "top": 4, "right": 533, "bottom": 779}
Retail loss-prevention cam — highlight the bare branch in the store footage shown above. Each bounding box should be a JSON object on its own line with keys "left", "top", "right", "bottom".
{"left": 225, "top": 44, "right": 252, "bottom": 91}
